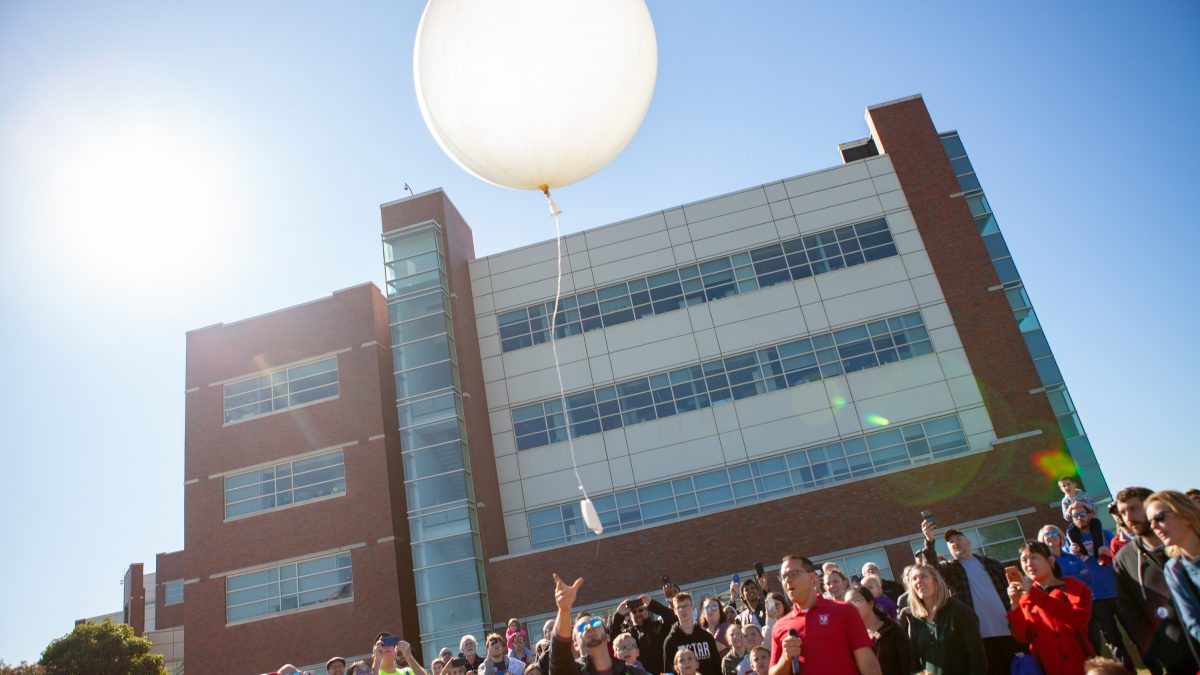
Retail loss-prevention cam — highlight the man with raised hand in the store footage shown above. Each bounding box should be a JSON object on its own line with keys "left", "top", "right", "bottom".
{"left": 609, "top": 591, "right": 677, "bottom": 675}
{"left": 768, "top": 554, "right": 879, "bottom": 675}
{"left": 550, "top": 573, "right": 650, "bottom": 675}
{"left": 919, "top": 518, "right": 1016, "bottom": 675}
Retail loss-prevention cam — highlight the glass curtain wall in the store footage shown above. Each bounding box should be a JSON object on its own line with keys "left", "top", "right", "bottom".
{"left": 384, "top": 223, "right": 489, "bottom": 655}
{"left": 939, "top": 132, "right": 1109, "bottom": 497}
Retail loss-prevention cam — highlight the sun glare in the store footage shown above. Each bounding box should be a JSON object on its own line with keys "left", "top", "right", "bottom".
{"left": 50, "top": 120, "right": 236, "bottom": 294}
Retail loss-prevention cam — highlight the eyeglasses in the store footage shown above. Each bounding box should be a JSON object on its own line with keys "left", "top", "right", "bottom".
{"left": 576, "top": 617, "right": 604, "bottom": 633}
{"left": 1070, "top": 512, "right": 1090, "bottom": 520}
{"left": 779, "top": 569, "right": 808, "bottom": 580}
{"left": 1151, "top": 511, "right": 1170, "bottom": 525}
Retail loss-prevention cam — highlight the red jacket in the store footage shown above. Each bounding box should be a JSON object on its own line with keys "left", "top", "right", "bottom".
{"left": 1007, "top": 578, "right": 1094, "bottom": 675}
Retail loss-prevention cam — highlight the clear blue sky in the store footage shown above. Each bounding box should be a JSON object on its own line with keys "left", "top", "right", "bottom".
{"left": 1, "top": 0, "right": 1196, "bottom": 664}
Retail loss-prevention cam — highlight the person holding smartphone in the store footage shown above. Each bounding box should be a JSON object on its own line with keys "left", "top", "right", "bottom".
{"left": 609, "top": 592, "right": 677, "bottom": 675}
{"left": 1006, "top": 540, "right": 1095, "bottom": 675}
{"left": 372, "top": 633, "right": 430, "bottom": 675}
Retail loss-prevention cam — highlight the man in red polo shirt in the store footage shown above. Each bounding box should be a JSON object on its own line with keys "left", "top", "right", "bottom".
{"left": 768, "top": 554, "right": 881, "bottom": 675}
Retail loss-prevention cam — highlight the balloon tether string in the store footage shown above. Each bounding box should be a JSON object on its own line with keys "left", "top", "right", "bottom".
{"left": 541, "top": 185, "right": 585, "bottom": 498}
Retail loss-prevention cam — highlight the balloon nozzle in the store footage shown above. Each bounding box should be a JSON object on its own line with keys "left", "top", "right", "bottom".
{"left": 540, "top": 184, "right": 562, "bottom": 217}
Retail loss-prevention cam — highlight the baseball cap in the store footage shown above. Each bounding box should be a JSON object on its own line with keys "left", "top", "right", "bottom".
{"left": 944, "top": 528, "right": 965, "bottom": 541}
{"left": 327, "top": 657, "right": 347, "bottom": 668}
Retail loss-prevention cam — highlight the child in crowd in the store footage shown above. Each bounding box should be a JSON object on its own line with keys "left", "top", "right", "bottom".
{"left": 613, "top": 632, "right": 643, "bottom": 669}
{"left": 1059, "top": 476, "right": 1110, "bottom": 564}
{"left": 505, "top": 618, "right": 530, "bottom": 661}
{"left": 748, "top": 646, "right": 771, "bottom": 675}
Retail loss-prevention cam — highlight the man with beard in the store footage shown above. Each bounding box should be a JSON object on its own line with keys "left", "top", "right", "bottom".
{"left": 609, "top": 592, "right": 677, "bottom": 675}
{"left": 663, "top": 593, "right": 721, "bottom": 675}
{"left": 550, "top": 573, "right": 651, "bottom": 675}
{"left": 1115, "top": 486, "right": 1200, "bottom": 674}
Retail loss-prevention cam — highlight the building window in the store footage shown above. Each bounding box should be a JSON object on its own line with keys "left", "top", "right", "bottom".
{"left": 512, "top": 310, "right": 934, "bottom": 452}
{"left": 497, "top": 217, "right": 898, "bottom": 353}
{"left": 818, "top": 548, "right": 894, "bottom": 584}
{"left": 223, "top": 357, "right": 339, "bottom": 424}
{"left": 163, "top": 580, "right": 183, "bottom": 606}
{"left": 224, "top": 450, "right": 346, "bottom": 519}
{"left": 908, "top": 518, "right": 1026, "bottom": 564}
{"left": 226, "top": 552, "right": 353, "bottom": 624}
{"left": 527, "top": 413, "right": 970, "bottom": 549}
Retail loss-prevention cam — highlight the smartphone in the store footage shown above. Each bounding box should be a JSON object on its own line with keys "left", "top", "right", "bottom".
{"left": 381, "top": 635, "right": 401, "bottom": 647}
{"left": 921, "top": 510, "right": 935, "bottom": 526}
{"left": 1004, "top": 566, "right": 1023, "bottom": 585}
{"left": 662, "top": 575, "right": 671, "bottom": 586}
{"left": 732, "top": 573, "right": 740, "bottom": 585}
{"left": 754, "top": 561, "right": 765, "bottom": 577}
{"left": 628, "top": 597, "right": 643, "bottom": 610}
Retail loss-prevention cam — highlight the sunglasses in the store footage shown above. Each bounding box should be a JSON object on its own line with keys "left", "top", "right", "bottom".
{"left": 576, "top": 617, "right": 604, "bottom": 633}
{"left": 1070, "top": 512, "right": 1090, "bottom": 519}
{"left": 703, "top": 605, "right": 719, "bottom": 612}
{"left": 1151, "top": 511, "right": 1170, "bottom": 525}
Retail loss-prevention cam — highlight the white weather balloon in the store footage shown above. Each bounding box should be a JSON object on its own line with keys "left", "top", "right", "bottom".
{"left": 414, "top": 0, "right": 657, "bottom": 191}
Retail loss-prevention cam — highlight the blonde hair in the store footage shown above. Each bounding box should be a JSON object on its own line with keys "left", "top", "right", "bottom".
{"left": 674, "top": 648, "right": 697, "bottom": 672}
{"left": 1146, "top": 490, "right": 1200, "bottom": 559}
{"left": 1038, "top": 524, "right": 1066, "bottom": 542}
{"left": 904, "top": 562, "right": 950, "bottom": 620}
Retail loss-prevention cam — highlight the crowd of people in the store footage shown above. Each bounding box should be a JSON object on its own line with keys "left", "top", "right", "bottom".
{"left": 262, "top": 482, "right": 1200, "bottom": 675}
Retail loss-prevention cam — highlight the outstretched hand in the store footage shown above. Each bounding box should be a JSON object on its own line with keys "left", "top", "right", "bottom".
{"left": 554, "top": 573, "right": 584, "bottom": 611}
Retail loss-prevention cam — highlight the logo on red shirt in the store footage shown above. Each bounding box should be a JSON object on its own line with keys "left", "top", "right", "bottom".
{"left": 818, "top": 614, "right": 829, "bottom": 625}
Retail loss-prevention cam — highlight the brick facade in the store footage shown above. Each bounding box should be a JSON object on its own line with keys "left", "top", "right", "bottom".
{"left": 181, "top": 283, "right": 418, "bottom": 674}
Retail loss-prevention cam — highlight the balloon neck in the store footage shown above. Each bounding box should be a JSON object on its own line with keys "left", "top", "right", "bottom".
{"left": 541, "top": 184, "right": 562, "bottom": 217}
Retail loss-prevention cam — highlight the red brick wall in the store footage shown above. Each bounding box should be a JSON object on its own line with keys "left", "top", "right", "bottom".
{"left": 124, "top": 563, "right": 145, "bottom": 636}
{"left": 182, "top": 283, "right": 418, "bottom": 673}
{"left": 864, "top": 97, "right": 1061, "bottom": 448}
{"left": 154, "top": 550, "right": 185, "bottom": 630}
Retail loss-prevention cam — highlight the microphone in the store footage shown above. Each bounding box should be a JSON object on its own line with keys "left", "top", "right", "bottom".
{"left": 788, "top": 629, "right": 800, "bottom": 674}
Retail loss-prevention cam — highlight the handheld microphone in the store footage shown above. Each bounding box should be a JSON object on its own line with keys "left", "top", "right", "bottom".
{"left": 788, "top": 629, "right": 800, "bottom": 673}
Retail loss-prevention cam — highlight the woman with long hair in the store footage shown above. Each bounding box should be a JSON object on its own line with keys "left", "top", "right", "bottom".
{"left": 1007, "top": 540, "right": 1094, "bottom": 675}
{"left": 699, "top": 595, "right": 732, "bottom": 657}
{"left": 844, "top": 585, "right": 908, "bottom": 675}
{"left": 898, "top": 562, "right": 986, "bottom": 675}
{"left": 1146, "top": 490, "right": 1200, "bottom": 644}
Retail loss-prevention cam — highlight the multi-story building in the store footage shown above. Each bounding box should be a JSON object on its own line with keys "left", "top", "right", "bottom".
{"left": 119, "top": 94, "right": 1108, "bottom": 673}
{"left": 76, "top": 563, "right": 184, "bottom": 675}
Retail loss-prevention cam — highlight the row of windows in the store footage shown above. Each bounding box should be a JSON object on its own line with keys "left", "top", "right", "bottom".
{"left": 222, "top": 357, "right": 340, "bottom": 424}
{"left": 941, "top": 134, "right": 1101, "bottom": 494}
{"left": 526, "top": 413, "right": 970, "bottom": 549}
{"left": 512, "top": 311, "right": 934, "bottom": 451}
{"left": 226, "top": 552, "right": 353, "bottom": 623}
{"left": 224, "top": 450, "right": 346, "bottom": 519}
{"left": 497, "top": 217, "right": 898, "bottom": 353}
{"left": 386, "top": 223, "right": 491, "bottom": 653}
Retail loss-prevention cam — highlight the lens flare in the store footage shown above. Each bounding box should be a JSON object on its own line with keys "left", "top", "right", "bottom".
{"left": 1032, "top": 448, "right": 1077, "bottom": 480}
{"left": 865, "top": 414, "right": 889, "bottom": 427}
{"left": 831, "top": 396, "right": 847, "bottom": 408}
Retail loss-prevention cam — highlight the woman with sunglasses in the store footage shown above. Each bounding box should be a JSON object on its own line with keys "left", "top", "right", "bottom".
{"left": 1007, "top": 540, "right": 1094, "bottom": 675}
{"left": 1146, "top": 490, "right": 1200, "bottom": 645}
{"left": 699, "top": 596, "right": 732, "bottom": 658}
